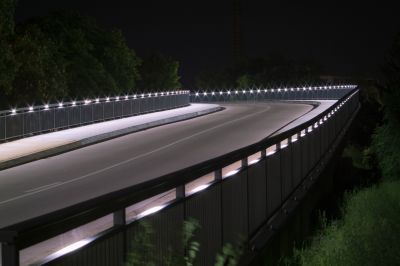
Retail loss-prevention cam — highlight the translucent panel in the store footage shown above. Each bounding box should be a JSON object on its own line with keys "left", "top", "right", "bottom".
{"left": 185, "top": 172, "right": 215, "bottom": 196}
{"left": 125, "top": 189, "right": 175, "bottom": 222}
{"left": 266, "top": 144, "right": 277, "bottom": 156}
{"left": 222, "top": 160, "right": 242, "bottom": 178}
{"left": 248, "top": 151, "right": 262, "bottom": 165}
{"left": 20, "top": 214, "right": 113, "bottom": 266}
{"left": 280, "top": 139, "right": 289, "bottom": 149}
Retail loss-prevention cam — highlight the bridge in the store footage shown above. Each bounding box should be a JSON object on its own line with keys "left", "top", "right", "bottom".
{"left": 0, "top": 85, "right": 359, "bottom": 266}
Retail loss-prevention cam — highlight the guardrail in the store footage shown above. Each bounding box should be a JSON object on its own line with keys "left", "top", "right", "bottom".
{"left": 0, "top": 91, "right": 190, "bottom": 142}
{"left": 190, "top": 85, "right": 354, "bottom": 102}
{"left": 0, "top": 85, "right": 359, "bottom": 266}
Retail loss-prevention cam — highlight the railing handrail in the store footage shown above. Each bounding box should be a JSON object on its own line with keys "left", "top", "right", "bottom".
{"left": 0, "top": 86, "right": 358, "bottom": 250}
{"left": 0, "top": 90, "right": 190, "bottom": 116}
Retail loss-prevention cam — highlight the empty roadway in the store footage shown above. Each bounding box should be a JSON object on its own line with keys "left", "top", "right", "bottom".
{"left": 0, "top": 102, "right": 313, "bottom": 228}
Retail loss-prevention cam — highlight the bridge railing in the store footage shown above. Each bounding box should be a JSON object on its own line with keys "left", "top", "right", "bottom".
{"left": 190, "top": 85, "right": 353, "bottom": 102}
{"left": 0, "top": 91, "right": 190, "bottom": 142}
{"left": 0, "top": 86, "right": 359, "bottom": 266}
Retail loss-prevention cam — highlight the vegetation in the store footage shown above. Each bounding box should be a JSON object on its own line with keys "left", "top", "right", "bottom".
{"left": 126, "top": 218, "right": 243, "bottom": 266}
{"left": 283, "top": 33, "right": 400, "bottom": 266}
{"left": 195, "top": 55, "right": 322, "bottom": 89}
{"left": 138, "top": 53, "right": 181, "bottom": 91}
{"left": 287, "top": 181, "right": 400, "bottom": 266}
{"left": 0, "top": 1, "right": 181, "bottom": 109}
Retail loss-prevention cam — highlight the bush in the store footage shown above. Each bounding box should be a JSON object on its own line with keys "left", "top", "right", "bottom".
{"left": 290, "top": 180, "right": 400, "bottom": 266}
{"left": 372, "top": 119, "right": 400, "bottom": 181}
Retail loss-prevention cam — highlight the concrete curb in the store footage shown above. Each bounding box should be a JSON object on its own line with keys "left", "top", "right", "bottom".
{"left": 0, "top": 106, "right": 223, "bottom": 171}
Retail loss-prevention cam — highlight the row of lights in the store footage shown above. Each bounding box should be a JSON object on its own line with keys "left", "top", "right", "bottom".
{"left": 7, "top": 90, "right": 190, "bottom": 116}
{"left": 193, "top": 85, "right": 356, "bottom": 97}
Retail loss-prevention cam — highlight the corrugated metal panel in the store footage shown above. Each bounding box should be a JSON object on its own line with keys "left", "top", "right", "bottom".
{"left": 131, "top": 99, "right": 140, "bottom": 115}
{"left": 92, "top": 103, "right": 104, "bottom": 122}
{"left": 39, "top": 110, "right": 55, "bottom": 132}
{"left": 68, "top": 106, "right": 81, "bottom": 126}
{"left": 47, "top": 232, "right": 124, "bottom": 266}
{"left": 300, "top": 136, "right": 309, "bottom": 177}
{"left": 320, "top": 122, "right": 327, "bottom": 153}
{"left": 140, "top": 98, "right": 149, "bottom": 113}
{"left": 24, "top": 112, "right": 41, "bottom": 135}
{"left": 114, "top": 102, "right": 123, "bottom": 117}
{"left": 155, "top": 96, "right": 162, "bottom": 110}
{"left": 160, "top": 96, "right": 167, "bottom": 110}
{"left": 281, "top": 146, "right": 292, "bottom": 201}
{"left": 148, "top": 97, "right": 155, "bottom": 111}
{"left": 308, "top": 131, "right": 316, "bottom": 168}
{"left": 122, "top": 100, "right": 132, "bottom": 117}
{"left": 266, "top": 153, "right": 281, "bottom": 217}
{"left": 291, "top": 141, "right": 302, "bottom": 188}
{"left": 54, "top": 109, "right": 68, "bottom": 129}
{"left": 185, "top": 184, "right": 222, "bottom": 266}
{"left": 174, "top": 95, "right": 179, "bottom": 107}
{"left": 126, "top": 203, "right": 184, "bottom": 265}
{"left": 222, "top": 171, "right": 248, "bottom": 244}
{"left": 0, "top": 115, "right": 5, "bottom": 140}
{"left": 314, "top": 127, "right": 321, "bottom": 163}
{"left": 103, "top": 102, "right": 114, "bottom": 119}
{"left": 247, "top": 160, "right": 267, "bottom": 235}
{"left": 81, "top": 105, "right": 93, "bottom": 124}
{"left": 5, "top": 114, "right": 23, "bottom": 139}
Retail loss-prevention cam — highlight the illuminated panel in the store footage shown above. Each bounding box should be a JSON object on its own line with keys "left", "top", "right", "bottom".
{"left": 248, "top": 151, "right": 262, "bottom": 165}
{"left": 185, "top": 172, "right": 215, "bottom": 196}
{"left": 222, "top": 160, "right": 242, "bottom": 178}
{"left": 266, "top": 144, "right": 277, "bottom": 156}
{"left": 125, "top": 189, "right": 175, "bottom": 222}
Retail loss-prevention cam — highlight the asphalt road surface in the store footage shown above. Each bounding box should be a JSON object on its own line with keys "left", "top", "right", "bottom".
{"left": 0, "top": 102, "right": 313, "bottom": 228}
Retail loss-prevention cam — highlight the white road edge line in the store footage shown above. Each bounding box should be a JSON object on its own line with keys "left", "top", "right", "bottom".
{"left": 0, "top": 107, "right": 272, "bottom": 206}
{"left": 25, "top": 182, "right": 62, "bottom": 193}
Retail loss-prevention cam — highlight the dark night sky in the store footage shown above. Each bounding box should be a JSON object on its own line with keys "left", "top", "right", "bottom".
{"left": 15, "top": 0, "right": 400, "bottom": 87}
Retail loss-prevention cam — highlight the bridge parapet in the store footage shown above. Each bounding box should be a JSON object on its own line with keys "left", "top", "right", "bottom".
{"left": 0, "top": 91, "right": 190, "bottom": 142}
{"left": 190, "top": 85, "right": 355, "bottom": 102}
{"left": 0, "top": 85, "right": 359, "bottom": 266}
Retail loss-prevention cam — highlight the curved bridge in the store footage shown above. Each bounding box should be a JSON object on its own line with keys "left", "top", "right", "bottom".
{"left": 0, "top": 85, "right": 359, "bottom": 266}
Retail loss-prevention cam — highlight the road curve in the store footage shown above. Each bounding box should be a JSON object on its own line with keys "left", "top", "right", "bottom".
{"left": 0, "top": 102, "right": 313, "bottom": 228}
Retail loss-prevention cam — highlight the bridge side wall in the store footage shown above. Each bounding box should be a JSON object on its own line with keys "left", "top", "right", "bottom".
{"left": 0, "top": 88, "right": 359, "bottom": 266}
{"left": 0, "top": 94, "right": 189, "bottom": 142}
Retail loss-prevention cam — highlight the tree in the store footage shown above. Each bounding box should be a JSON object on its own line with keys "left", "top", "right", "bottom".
{"left": 195, "top": 55, "right": 322, "bottom": 89}
{"left": 0, "top": 0, "right": 17, "bottom": 107}
{"left": 17, "top": 11, "right": 141, "bottom": 99}
{"left": 381, "top": 33, "right": 400, "bottom": 122}
{"left": 10, "top": 25, "right": 67, "bottom": 105}
{"left": 138, "top": 53, "right": 181, "bottom": 91}
{"left": 0, "top": 0, "right": 15, "bottom": 35}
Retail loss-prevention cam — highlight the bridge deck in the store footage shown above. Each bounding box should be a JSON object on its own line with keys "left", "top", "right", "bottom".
{"left": 0, "top": 102, "right": 314, "bottom": 229}
{"left": 0, "top": 103, "right": 220, "bottom": 169}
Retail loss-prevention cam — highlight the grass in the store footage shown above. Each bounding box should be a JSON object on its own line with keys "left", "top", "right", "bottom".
{"left": 287, "top": 180, "right": 400, "bottom": 266}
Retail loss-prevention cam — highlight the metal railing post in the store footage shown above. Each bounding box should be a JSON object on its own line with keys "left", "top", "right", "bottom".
{"left": 176, "top": 185, "right": 185, "bottom": 200}
{"left": 1, "top": 231, "right": 18, "bottom": 266}
{"left": 113, "top": 209, "right": 126, "bottom": 226}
